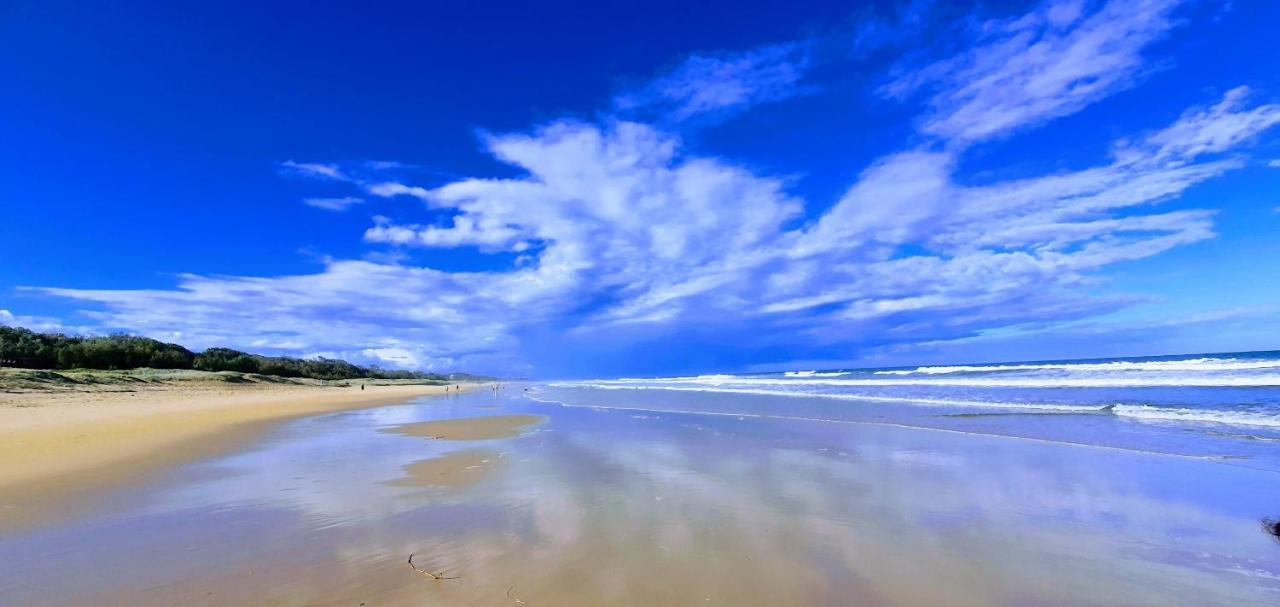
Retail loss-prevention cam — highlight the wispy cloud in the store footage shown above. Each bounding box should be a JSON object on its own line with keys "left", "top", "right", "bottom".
{"left": 279, "top": 160, "right": 351, "bottom": 181}
{"left": 884, "top": 0, "right": 1184, "bottom": 143}
{"left": 0, "top": 309, "right": 75, "bottom": 334}
{"left": 27, "top": 264, "right": 523, "bottom": 372}
{"left": 364, "top": 181, "right": 431, "bottom": 201}
{"left": 285, "top": 162, "right": 446, "bottom": 212}
{"left": 850, "top": 0, "right": 938, "bottom": 55}
{"left": 364, "top": 214, "right": 527, "bottom": 251}
{"left": 364, "top": 160, "right": 412, "bottom": 171}
{"left": 1117, "top": 86, "right": 1280, "bottom": 163}
{"left": 614, "top": 42, "right": 811, "bottom": 122}
{"left": 303, "top": 196, "right": 364, "bottom": 211}
{"left": 856, "top": 303, "right": 1280, "bottom": 370}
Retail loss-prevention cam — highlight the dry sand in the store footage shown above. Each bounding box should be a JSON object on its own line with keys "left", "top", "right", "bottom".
{"left": 0, "top": 371, "right": 467, "bottom": 530}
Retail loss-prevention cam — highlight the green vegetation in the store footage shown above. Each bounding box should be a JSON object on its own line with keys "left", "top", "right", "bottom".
{"left": 0, "top": 326, "right": 456, "bottom": 381}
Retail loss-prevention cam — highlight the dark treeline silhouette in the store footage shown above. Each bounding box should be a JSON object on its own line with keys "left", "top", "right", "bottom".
{"left": 0, "top": 326, "right": 449, "bottom": 381}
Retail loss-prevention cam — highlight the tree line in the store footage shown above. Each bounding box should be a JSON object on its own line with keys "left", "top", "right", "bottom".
{"left": 0, "top": 326, "right": 451, "bottom": 381}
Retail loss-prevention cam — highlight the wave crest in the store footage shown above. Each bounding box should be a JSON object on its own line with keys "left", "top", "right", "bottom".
{"left": 874, "top": 357, "right": 1280, "bottom": 376}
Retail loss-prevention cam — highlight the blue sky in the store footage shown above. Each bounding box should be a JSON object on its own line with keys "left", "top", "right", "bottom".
{"left": 3, "top": 0, "right": 1280, "bottom": 377}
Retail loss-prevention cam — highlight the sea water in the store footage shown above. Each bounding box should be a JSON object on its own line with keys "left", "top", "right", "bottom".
{"left": 544, "top": 350, "right": 1280, "bottom": 472}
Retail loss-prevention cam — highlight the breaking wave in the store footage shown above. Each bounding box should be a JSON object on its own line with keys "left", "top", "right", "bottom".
{"left": 549, "top": 382, "right": 1109, "bottom": 412}
{"left": 553, "top": 382, "right": 1280, "bottom": 427}
{"left": 873, "top": 357, "right": 1280, "bottom": 375}
{"left": 1111, "top": 405, "right": 1280, "bottom": 428}
{"left": 606, "top": 375, "right": 1280, "bottom": 388}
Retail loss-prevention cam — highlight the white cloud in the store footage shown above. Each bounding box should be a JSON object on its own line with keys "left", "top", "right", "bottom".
{"left": 365, "top": 181, "right": 431, "bottom": 200}
{"left": 757, "top": 86, "right": 1273, "bottom": 328}
{"left": 279, "top": 160, "right": 350, "bottom": 181}
{"left": 1264, "top": 159, "right": 1280, "bottom": 168}
{"left": 28, "top": 262, "right": 523, "bottom": 372}
{"left": 1116, "top": 86, "right": 1280, "bottom": 163}
{"left": 885, "top": 0, "right": 1184, "bottom": 142}
{"left": 303, "top": 196, "right": 364, "bottom": 211}
{"left": 790, "top": 150, "right": 955, "bottom": 257}
{"left": 364, "top": 160, "right": 410, "bottom": 170}
{"left": 0, "top": 309, "right": 80, "bottom": 334}
{"left": 853, "top": 303, "right": 1280, "bottom": 370}
{"left": 614, "top": 42, "right": 810, "bottom": 122}
{"left": 365, "top": 215, "right": 526, "bottom": 251}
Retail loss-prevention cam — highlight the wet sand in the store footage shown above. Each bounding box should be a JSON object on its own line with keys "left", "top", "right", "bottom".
{"left": 0, "top": 380, "right": 464, "bottom": 530}
{"left": 382, "top": 414, "right": 544, "bottom": 440}
{"left": 388, "top": 448, "right": 504, "bottom": 488}
{"left": 380, "top": 415, "right": 542, "bottom": 489}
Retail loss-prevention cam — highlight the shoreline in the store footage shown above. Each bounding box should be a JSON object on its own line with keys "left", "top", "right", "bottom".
{"left": 0, "top": 376, "right": 469, "bottom": 531}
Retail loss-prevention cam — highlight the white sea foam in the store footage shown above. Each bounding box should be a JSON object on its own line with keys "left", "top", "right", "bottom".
{"left": 548, "top": 381, "right": 1280, "bottom": 429}
{"left": 873, "top": 357, "right": 1280, "bottom": 375}
{"left": 784, "top": 370, "right": 849, "bottom": 377}
{"left": 1112, "top": 405, "right": 1280, "bottom": 428}
{"left": 615, "top": 374, "right": 736, "bottom": 382}
{"left": 604, "top": 375, "right": 1280, "bottom": 388}
{"left": 548, "top": 382, "right": 1109, "bottom": 412}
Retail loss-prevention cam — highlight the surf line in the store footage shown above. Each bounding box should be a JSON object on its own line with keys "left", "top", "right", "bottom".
{"left": 522, "top": 393, "right": 1280, "bottom": 472}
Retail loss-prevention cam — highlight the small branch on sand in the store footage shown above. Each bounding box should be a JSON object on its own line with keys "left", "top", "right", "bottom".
{"left": 407, "top": 553, "right": 459, "bottom": 580}
{"left": 506, "top": 584, "right": 528, "bottom": 605}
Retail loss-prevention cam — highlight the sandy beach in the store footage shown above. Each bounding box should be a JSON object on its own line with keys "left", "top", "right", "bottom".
{"left": 0, "top": 370, "right": 465, "bottom": 530}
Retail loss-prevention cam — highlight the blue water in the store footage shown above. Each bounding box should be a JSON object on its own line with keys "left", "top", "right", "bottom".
{"left": 543, "top": 350, "right": 1280, "bottom": 471}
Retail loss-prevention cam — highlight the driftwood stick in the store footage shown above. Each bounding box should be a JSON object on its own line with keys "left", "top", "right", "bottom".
{"left": 407, "top": 553, "right": 459, "bottom": 580}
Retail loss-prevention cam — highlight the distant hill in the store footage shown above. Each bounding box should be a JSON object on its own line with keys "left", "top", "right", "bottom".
{"left": 0, "top": 326, "right": 480, "bottom": 382}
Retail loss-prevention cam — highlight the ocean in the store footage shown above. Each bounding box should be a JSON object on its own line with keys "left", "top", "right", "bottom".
{"left": 542, "top": 350, "right": 1280, "bottom": 472}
